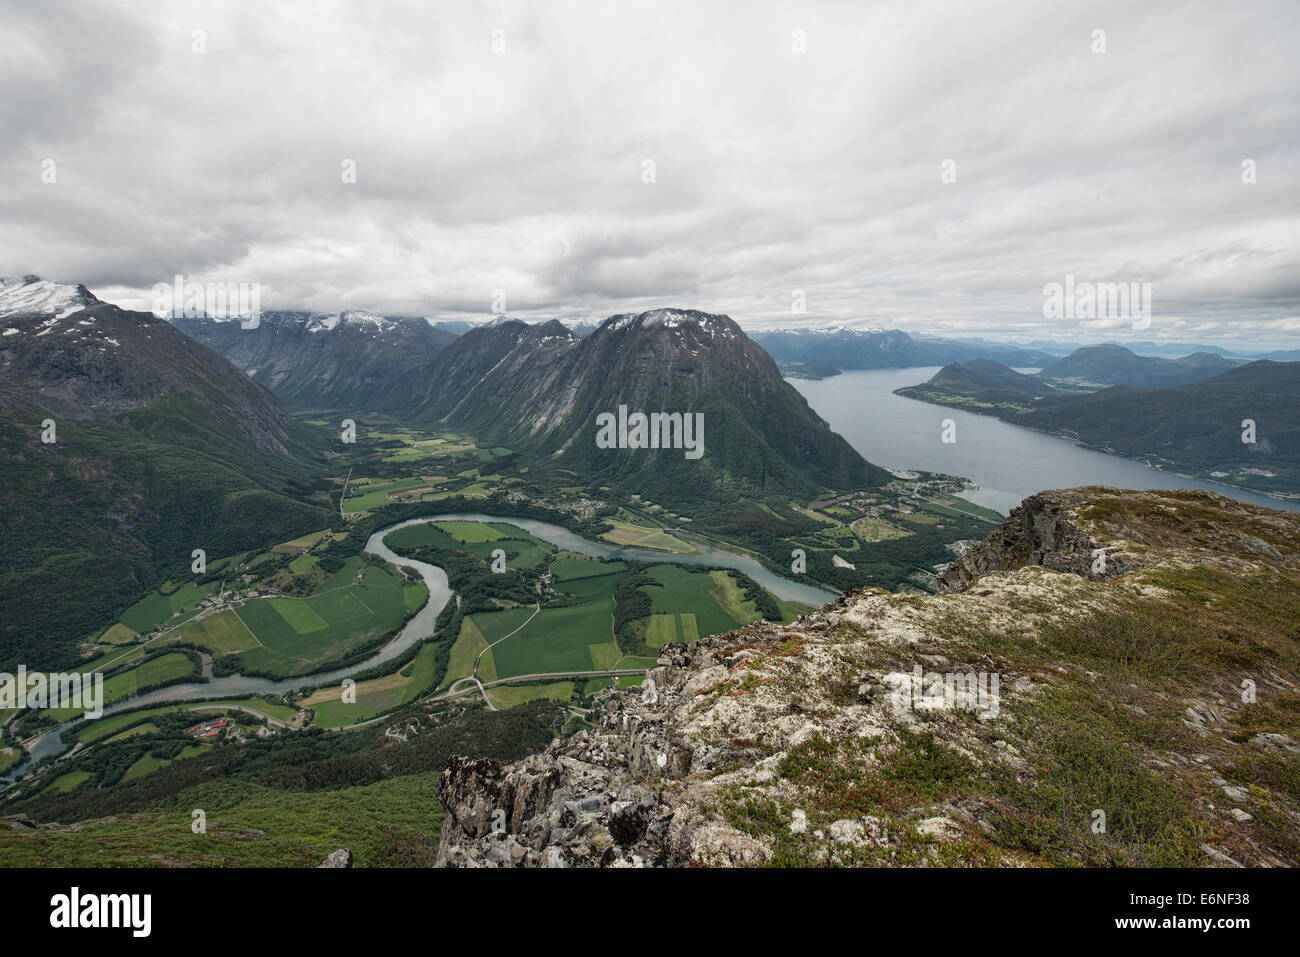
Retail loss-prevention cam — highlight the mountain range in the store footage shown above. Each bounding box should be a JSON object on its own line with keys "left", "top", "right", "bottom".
{"left": 896, "top": 348, "right": 1300, "bottom": 495}
{"left": 172, "top": 311, "right": 458, "bottom": 411}
{"left": 750, "top": 328, "right": 1056, "bottom": 374}
{"left": 0, "top": 276, "right": 329, "bottom": 669}
{"left": 409, "top": 309, "right": 892, "bottom": 503}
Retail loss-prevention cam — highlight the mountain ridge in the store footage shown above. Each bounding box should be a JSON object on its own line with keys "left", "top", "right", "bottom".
{"left": 434, "top": 486, "right": 1300, "bottom": 867}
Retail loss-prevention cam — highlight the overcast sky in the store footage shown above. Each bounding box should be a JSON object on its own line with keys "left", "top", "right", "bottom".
{"left": 2, "top": 0, "right": 1297, "bottom": 345}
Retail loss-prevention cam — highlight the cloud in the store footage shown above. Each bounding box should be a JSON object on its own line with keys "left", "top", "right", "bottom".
{"left": 1, "top": 0, "right": 1297, "bottom": 345}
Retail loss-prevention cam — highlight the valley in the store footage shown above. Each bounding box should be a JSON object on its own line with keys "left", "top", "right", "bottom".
{"left": 1, "top": 405, "right": 999, "bottom": 814}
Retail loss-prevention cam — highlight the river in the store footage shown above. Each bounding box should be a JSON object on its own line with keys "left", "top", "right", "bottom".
{"left": 7, "top": 513, "right": 833, "bottom": 779}
{"left": 790, "top": 368, "right": 1300, "bottom": 516}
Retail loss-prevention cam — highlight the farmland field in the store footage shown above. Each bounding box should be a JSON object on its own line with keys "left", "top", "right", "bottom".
{"left": 302, "top": 642, "right": 442, "bottom": 727}
{"left": 485, "top": 681, "right": 573, "bottom": 710}
{"left": 174, "top": 611, "right": 259, "bottom": 656}
{"left": 229, "top": 563, "right": 409, "bottom": 677}
{"left": 598, "top": 519, "right": 699, "bottom": 554}
{"left": 471, "top": 583, "right": 615, "bottom": 678}
{"left": 640, "top": 564, "right": 740, "bottom": 639}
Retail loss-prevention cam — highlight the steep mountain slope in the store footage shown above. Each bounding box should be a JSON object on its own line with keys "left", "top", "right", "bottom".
{"left": 435, "top": 487, "right": 1300, "bottom": 867}
{"left": 752, "top": 328, "right": 1055, "bottom": 372}
{"left": 412, "top": 309, "right": 891, "bottom": 503}
{"left": 172, "top": 311, "right": 457, "bottom": 411}
{"left": 0, "top": 277, "right": 330, "bottom": 670}
{"left": 1038, "top": 344, "right": 1239, "bottom": 389}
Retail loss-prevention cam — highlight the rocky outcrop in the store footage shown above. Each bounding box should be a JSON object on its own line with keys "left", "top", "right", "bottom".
{"left": 436, "top": 487, "right": 1300, "bottom": 868}
{"left": 937, "top": 489, "right": 1144, "bottom": 590}
{"left": 318, "top": 848, "right": 353, "bottom": 868}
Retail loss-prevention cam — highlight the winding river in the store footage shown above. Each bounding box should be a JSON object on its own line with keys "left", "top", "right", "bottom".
{"left": 6, "top": 513, "right": 834, "bottom": 780}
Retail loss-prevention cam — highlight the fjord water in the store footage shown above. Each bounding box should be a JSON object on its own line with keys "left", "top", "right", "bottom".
{"left": 791, "top": 368, "right": 1300, "bottom": 515}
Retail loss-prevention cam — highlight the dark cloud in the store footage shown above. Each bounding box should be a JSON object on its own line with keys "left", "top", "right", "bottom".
{"left": 1, "top": 0, "right": 1296, "bottom": 345}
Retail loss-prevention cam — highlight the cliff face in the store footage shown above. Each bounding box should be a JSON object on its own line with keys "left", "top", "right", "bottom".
{"left": 937, "top": 489, "right": 1147, "bottom": 589}
{"left": 436, "top": 487, "right": 1300, "bottom": 868}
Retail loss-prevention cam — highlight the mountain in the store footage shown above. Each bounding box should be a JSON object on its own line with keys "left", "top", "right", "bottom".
{"left": 0, "top": 276, "right": 330, "bottom": 669}
{"left": 895, "top": 353, "right": 1300, "bottom": 495}
{"left": 1014, "top": 363, "right": 1300, "bottom": 494}
{"left": 751, "top": 328, "right": 1056, "bottom": 373}
{"left": 172, "top": 310, "right": 458, "bottom": 411}
{"left": 434, "top": 487, "right": 1300, "bottom": 867}
{"left": 896, "top": 359, "right": 1058, "bottom": 410}
{"left": 412, "top": 309, "right": 892, "bottom": 503}
{"left": 1020, "top": 339, "right": 1260, "bottom": 359}
{"left": 1037, "top": 344, "right": 1239, "bottom": 389}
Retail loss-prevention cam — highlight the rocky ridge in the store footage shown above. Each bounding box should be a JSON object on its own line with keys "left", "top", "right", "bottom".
{"left": 437, "top": 486, "right": 1300, "bottom": 867}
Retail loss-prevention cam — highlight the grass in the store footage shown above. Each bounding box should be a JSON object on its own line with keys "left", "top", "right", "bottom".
{"left": 0, "top": 773, "right": 445, "bottom": 867}
{"left": 485, "top": 601, "right": 615, "bottom": 677}
{"left": 645, "top": 614, "right": 678, "bottom": 649}
{"left": 708, "top": 570, "right": 762, "bottom": 625}
{"left": 486, "top": 681, "right": 573, "bottom": 709}
{"left": 551, "top": 557, "right": 627, "bottom": 581}
{"left": 640, "top": 565, "right": 739, "bottom": 639}
{"left": 436, "top": 521, "right": 508, "bottom": 543}
{"left": 289, "top": 553, "right": 320, "bottom": 573}
{"left": 104, "top": 721, "right": 159, "bottom": 743}
{"left": 96, "top": 623, "right": 138, "bottom": 645}
{"left": 273, "top": 529, "right": 331, "bottom": 553}
{"left": 174, "top": 611, "right": 259, "bottom": 655}
{"left": 43, "top": 652, "right": 199, "bottom": 721}
{"left": 599, "top": 519, "right": 699, "bottom": 554}
{"left": 42, "top": 771, "right": 92, "bottom": 795}
{"left": 230, "top": 564, "right": 408, "bottom": 677}
{"left": 441, "top": 617, "right": 495, "bottom": 690}
{"left": 118, "top": 582, "right": 211, "bottom": 634}
{"left": 304, "top": 643, "right": 442, "bottom": 727}
{"left": 342, "top": 476, "right": 429, "bottom": 513}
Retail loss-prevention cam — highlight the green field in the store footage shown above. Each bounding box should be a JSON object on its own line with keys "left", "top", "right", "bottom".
{"left": 599, "top": 519, "right": 699, "bottom": 554}
{"left": 289, "top": 553, "right": 320, "bottom": 573}
{"left": 42, "top": 770, "right": 92, "bottom": 794}
{"left": 468, "top": 564, "right": 617, "bottom": 682}
{"left": 121, "top": 744, "right": 208, "bottom": 783}
{"left": 118, "top": 582, "right": 212, "bottom": 634}
{"left": 104, "top": 721, "right": 159, "bottom": 743}
{"left": 96, "top": 623, "right": 138, "bottom": 645}
{"left": 436, "top": 521, "right": 508, "bottom": 543}
{"left": 230, "top": 564, "right": 408, "bottom": 677}
{"left": 305, "top": 642, "right": 442, "bottom": 727}
{"left": 385, "top": 521, "right": 554, "bottom": 571}
{"left": 640, "top": 565, "right": 740, "bottom": 639}
{"left": 175, "top": 611, "right": 259, "bottom": 655}
{"left": 342, "top": 476, "right": 429, "bottom": 513}
{"left": 485, "top": 681, "right": 573, "bottom": 710}
{"left": 44, "top": 652, "right": 199, "bottom": 721}
{"left": 551, "top": 557, "right": 627, "bottom": 581}
{"left": 441, "top": 617, "right": 496, "bottom": 690}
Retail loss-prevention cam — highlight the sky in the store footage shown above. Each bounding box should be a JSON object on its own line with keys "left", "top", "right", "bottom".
{"left": 2, "top": 0, "right": 1298, "bottom": 346}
